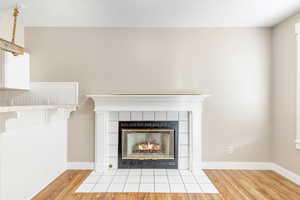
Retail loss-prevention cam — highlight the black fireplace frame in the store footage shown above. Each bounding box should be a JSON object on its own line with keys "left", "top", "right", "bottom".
{"left": 118, "top": 121, "right": 179, "bottom": 169}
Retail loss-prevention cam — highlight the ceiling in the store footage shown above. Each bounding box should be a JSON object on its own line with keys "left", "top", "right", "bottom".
{"left": 1, "top": 0, "right": 300, "bottom": 27}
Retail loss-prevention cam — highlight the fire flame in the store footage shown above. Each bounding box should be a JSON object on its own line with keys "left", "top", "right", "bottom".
{"left": 137, "top": 141, "right": 160, "bottom": 152}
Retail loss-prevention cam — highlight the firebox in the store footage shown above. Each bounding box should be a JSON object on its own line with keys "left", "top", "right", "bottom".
{"left": 118, "top": 121, "right": 178, "bottom": 169}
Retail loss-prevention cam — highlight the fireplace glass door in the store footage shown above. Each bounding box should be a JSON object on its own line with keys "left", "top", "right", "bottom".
{"left": 122, "top": 129, "right": 175, "bottom": 160}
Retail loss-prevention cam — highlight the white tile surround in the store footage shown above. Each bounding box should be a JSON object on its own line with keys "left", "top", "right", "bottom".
{"left": 87, "top": 94, "right": 209, "bottom": 173}
{"left": 107, "top": 111, "right": 189, "bottom": 169}
{"left": 76, "top": 169, "right": 219, "bottom": 194}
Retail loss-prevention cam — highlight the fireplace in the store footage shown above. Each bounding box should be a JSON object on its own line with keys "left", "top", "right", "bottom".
{"left": 88, "top": 94, "right": 208, "bottom": 172}
{"left": 118, "top": 121, "right": 178, "bottom": 169}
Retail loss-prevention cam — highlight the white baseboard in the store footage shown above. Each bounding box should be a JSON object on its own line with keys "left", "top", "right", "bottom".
{"left": 67, "top": 162, "right": 300, "bottom": 186}
{"left": 202, "top": 162, "right": 272, "bottom": 170}
{"left": 67, "top": 162, "right": 94, "bottom": 170}
{"left": 271, "top": 163, "right": 300, "bottom": 185}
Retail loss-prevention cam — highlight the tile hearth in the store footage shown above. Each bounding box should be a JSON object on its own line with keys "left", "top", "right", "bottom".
{"left": 76, "top": 169, "right": 219, "bottom": 194}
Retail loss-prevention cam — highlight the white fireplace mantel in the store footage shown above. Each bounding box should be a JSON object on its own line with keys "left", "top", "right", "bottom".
{"left": 87, "top": 94, "right": 209, "bottom": 173}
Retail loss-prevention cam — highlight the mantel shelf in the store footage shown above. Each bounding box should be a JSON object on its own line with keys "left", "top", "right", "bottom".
{"left": 87, "top": 94, "right": 210, "bottom": 112}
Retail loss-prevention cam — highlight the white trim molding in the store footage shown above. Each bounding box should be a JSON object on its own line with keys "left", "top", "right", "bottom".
{"left": 87, "top": 94, "right": 209, "bottom": 173}
{"left": 295, "top": 23, "right": 300, "bottom": 150}
{"left": 272, "top": 163, "right": 300, "bottom": 186}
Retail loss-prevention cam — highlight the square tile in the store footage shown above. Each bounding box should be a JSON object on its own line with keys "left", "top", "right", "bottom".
{"left": 178, "top": 157, "right": 189, "bottom": 170}
{"left": 155, "top": 183, "right": 170, "bottom": 193}
{"left": 142, "top": 169, "right": 153, "bottom": 176}
{"left": 142, "top": 171, "right": 154, "bottom": 176}
{"left": 109, "top": 111, "right": 119, "bottom": 121}
{"left": 107, "top": 183, "right": 125, "bottom": 192}
{"left": 168, "top": 175, "right": 182, "bottom": 183}
{"left": 76, "top": 183, "right": 95, "bottom": 193}
{"left": 109, "top": 145, "right": 118, "bottom": 157}
{"left": 112, "top": 176, "right": 128, "bottom": 183}
{"left": 108, "top": 133, "right": 118, "bottom": 145}
{"left": 170, "top": 184, "right": 186, "bottom": 193}
{"left": 179, "top": 121, "right": 188, "bottom": 132}
{"left": 108, "top": 159, "right": 118, "bottom": 170}
{"left": 142, "top": 169, "right": 154, "bottom": 172}
{"left": 140, "top": 184, "right": 155, "bottom": 192}
{"left": 124, "top": 183, "right": 139, "bottom": 192}
{"left": 129, "top": 170, "right": 142, "bottom": 176}
{"left": 116, "top": 170, "right": 129, "bottom": 176}
{"left": 129, "top": 169, "right": 142, "bottom": 172}
{"left": 179, "top": 145, "right": 189, "bottom": 157}
{"left": 75, "top": 169, "right": 219, "bottom": 194}
{"left": 199, "top": 184, "right": 219, "bottom": 193}
{"left": 185, "top": 184, "right": 202, "bottom": 193}
{"left": 154, "top": 111, "right": 167, "bottom": 120}
{"left": 91, "top": 183, "right": 110, "bottom": 192}
{"left": 127, "top": 175, "right": 141, "bottom": 183}
{"left": 167, "top": 169, "right": 180, "bottom": 176}
{"left": 108, "top": 121, "right": 118, "bottom": 132}
{"left": 179, "top": 111, "right": 188, "bottom": 121}
{"left": 193, "top": 170, "right": 207, "bottom": 176}
{"left": 154, "top": 169, "right": 166, "bottom": 172}
{"left": 142, "top": 111, "right": 154, "bottom": 120}
{"left": 130, "top": 111, "right": 143, "bottom": 120}
{"left": 155, "top": 176, "right": 168, "bottom": 183}
{"left": 179, "top": 134, "right": 188, "bottom": 145}
{"left": 181, "top": 176, "right": 197, "bottom": 184}
{"left": 119, "top": 111, "right": 131, "bottom": 120}
{"left": 141, "top": 176, "right": 154, "bottom": 183}
{"left": 154, "top": 170, "right": 166, "bottom": 176}
{"left": 89, "top": 171, "right": 103, "bottom": 176}
{"left": 102, "top": 170, "right": 117, "bottom": 175}
{"left": 180, "top": 170, "right": 193, "bottom": 176}
{"left": 83, "top": 175, "right": 101, "bottom": 184}
{"left": 194, "top": 175, "right": 212, "bottom": 184}
{"left": 167, "top": 111, "right": 179, "bottom": 120}
{"left": 98, "top": 175, "right": 114, "bottom": 183}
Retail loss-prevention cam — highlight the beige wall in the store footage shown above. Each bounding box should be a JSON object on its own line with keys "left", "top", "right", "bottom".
{"left": 24, "top": 28, "right": 272, "bottom": 163}
{"left": 272, "top": 13, "right": 300, "bottom": 175}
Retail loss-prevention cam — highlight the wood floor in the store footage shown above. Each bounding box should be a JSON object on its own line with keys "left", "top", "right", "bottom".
{"left": 32, "top": 170, "right": 300, "bottom": 200}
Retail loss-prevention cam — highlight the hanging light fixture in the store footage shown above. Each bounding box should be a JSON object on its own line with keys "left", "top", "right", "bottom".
{"left": 0, "top": 6, "right": 25, "bottom": 56}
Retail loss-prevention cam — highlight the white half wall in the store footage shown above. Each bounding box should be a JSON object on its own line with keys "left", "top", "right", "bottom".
{"left": 0, "top": 116, "right": 68, "bottom": 200}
